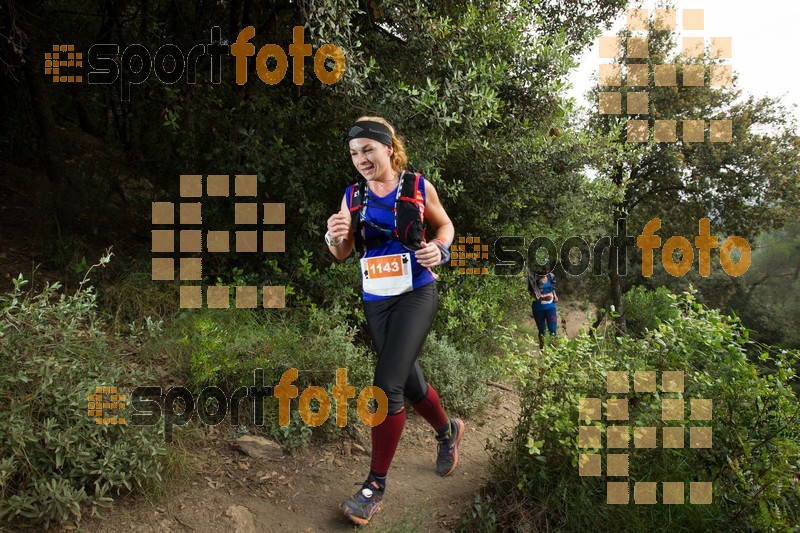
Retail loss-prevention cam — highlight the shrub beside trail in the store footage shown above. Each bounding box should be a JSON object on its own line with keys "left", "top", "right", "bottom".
{"left": 0, "top": 257, "right": 523, "bottom": 528}
{"left": 0, "top": 270, "right": 168, "bottom": 528}
{"left": 464, "top": 291, "right": 800, "bottom": 531}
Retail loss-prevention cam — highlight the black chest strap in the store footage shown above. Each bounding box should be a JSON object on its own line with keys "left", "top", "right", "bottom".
{"left": 348, "top": 171, "right": 421, "bottom": 256}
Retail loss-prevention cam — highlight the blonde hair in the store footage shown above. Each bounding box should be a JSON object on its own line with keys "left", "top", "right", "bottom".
{"left": 354, "top": 116, "right": 408, "bottom": 173}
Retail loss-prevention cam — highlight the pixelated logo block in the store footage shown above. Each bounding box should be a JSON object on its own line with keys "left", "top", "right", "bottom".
{"left": 597, "top": 9, "right": 732, "bottom": 143}
{"left": 451, "top": 236, "right": 489, "bottom": 275}
{"left": 578, "top": 370, "right": 713, "bottom": 505}
{"left": 45, "top": 45, "right": 83, "bottom": 83}
{"left": 151, "top": 174, "right": 286, "bottom": 309}
{"left": 88, "top": 386, "right": 126, "bottom": 425}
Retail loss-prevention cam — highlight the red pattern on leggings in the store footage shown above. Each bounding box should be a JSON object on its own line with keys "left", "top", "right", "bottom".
{"left": 411, "top": 383, "right": 449, "bottom": 432}
{"left": 370, "top": 409, "right": 406, "bottom": 476}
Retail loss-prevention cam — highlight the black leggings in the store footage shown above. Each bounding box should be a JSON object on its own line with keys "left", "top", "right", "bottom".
{"left": 363, "top": 282, "right": 438, "bottom": 414}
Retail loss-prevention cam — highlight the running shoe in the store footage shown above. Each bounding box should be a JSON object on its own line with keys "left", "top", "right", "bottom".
{"left": 341, "top": 480, "right": 384, "bottom": 526}
{"left": 436, "top": 417, "right": 465, "bottom": 477}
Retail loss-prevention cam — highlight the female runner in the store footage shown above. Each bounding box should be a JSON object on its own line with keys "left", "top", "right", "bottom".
{"left": 326, "top": 116, "right": 464, "bottom": 525}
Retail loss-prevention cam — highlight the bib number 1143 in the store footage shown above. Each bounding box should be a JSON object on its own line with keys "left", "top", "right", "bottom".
{"left": 367, "top": 255, "right": 402, "bottom": 277}
{"left": 361, "top": 253, "right": 413, "bottom": 296}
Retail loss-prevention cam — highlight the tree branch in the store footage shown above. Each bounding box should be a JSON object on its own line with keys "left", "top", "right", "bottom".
{"left": 629, "top": 184, "right": 687, "bottom": 210}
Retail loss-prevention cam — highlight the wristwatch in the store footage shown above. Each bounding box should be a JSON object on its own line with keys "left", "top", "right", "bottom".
{"left": 325, "top": 230, "right": 343, "bottom": 247}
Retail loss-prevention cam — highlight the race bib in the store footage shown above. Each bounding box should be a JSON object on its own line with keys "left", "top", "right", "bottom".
{"left": 361, "top": 253, "right": 413, "bottom": 297}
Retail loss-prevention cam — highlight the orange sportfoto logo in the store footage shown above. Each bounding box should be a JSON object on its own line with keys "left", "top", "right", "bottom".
{"left": 231, "top": 26, "right": 345, "bottom": 86}
{"left": 48, "top": 25, "right": 345, "bottom": 100}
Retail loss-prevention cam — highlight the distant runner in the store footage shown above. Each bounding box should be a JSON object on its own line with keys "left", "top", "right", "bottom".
{"left": 528, "top": 259, "right": 559, "bottom": 349}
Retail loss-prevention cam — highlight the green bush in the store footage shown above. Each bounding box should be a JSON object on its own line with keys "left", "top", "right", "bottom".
{"left": 172, "top": 305, "right": 374, "bottom": 390}
{"left": 623, "top": 285, "right": 679, "bottom": 337}
{"left": 0, "top": 274, "right": 167, "bottom": 528}
{"left": 419, "top": 332, "right": 490, "bottom": 416}
{"left": 100, "top": 267, "right": 180, "bottom": 329}
{"left": 168, "top": 271, "right": 523, "bottom": 444}
{"left": 160, "top": 303, "right": 376, "bottom": 449}
{"left": 464, "top": 291, "right": 800, "bottom": 531}
{"left": 436, "top": 271, "right": 526, "bottom": 353}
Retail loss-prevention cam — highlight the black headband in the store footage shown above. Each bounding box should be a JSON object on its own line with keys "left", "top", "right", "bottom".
{"left": 346, "top": 120, "right": 393, "bottom": 147}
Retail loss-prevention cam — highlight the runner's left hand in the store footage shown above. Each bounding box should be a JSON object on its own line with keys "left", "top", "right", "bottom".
{"left": 415, "top": 241, "right": 441, "bottom": 267}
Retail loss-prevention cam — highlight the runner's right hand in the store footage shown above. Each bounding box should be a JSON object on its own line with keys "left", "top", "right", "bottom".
{"left": 327, "top": 212, "right": 351, "bottom": 242}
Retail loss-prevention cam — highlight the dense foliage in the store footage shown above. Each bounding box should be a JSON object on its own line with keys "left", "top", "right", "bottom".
{"left": 622, "top": 285, "right": 677, "bottom": 337}
{"left": 585, "top": 12, "right": 800, "bottom": 327}
{"left": 725, "top": 223, "right": 800, "bottom": 349}
{"left": 464, "top": 291, "right": 800, "bottom": 531}
{"left": 0, "top": 269, "right": 169, "bottom": 527}
{"left": 2, "top": 0, "right": 799, "bottom": 529}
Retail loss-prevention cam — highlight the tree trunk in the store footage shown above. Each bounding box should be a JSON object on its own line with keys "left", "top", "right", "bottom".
{"left": 22, "top": 42, "right": 64, "bottom": 206}
{"left": 229, "top": 0, "right": 245, "bottom": 44}
{"left": 71, "top": 85, "right": 98, "bottom": 136}
{"left": 609, "top": 165, "right": 627, "bottom": 333}
{"left": 608, "top": 253, "right": 626, "bottom": 333}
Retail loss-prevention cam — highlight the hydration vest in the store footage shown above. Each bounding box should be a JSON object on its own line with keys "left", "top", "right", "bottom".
{"left": 527, "top": 268, "right": 556, "bottom": 300}
{"left": 349, "top": 171, "right": 426, "bottom": 256}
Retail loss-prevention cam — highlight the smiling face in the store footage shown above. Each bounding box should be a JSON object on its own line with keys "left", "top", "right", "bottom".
{"left": 349, "top": 137, "right": 393, "bottom": 181}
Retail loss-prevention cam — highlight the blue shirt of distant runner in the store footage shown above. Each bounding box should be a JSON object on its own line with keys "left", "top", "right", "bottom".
{"left": 532, "top": 273, "right": 556, "bottom": 311}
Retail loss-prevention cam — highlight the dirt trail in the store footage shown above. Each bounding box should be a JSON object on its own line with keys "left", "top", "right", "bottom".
{"left": 76, "top": 390, "right": 520, "bottom": 532}
{"left": 72, "top": 301, "right": 592, "bottom": 532}
{"left": 0, "top": 168, "right": 596, "bottom": 531}
{"left": 0, "top": 181, "right": 597, "bottom": 532}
